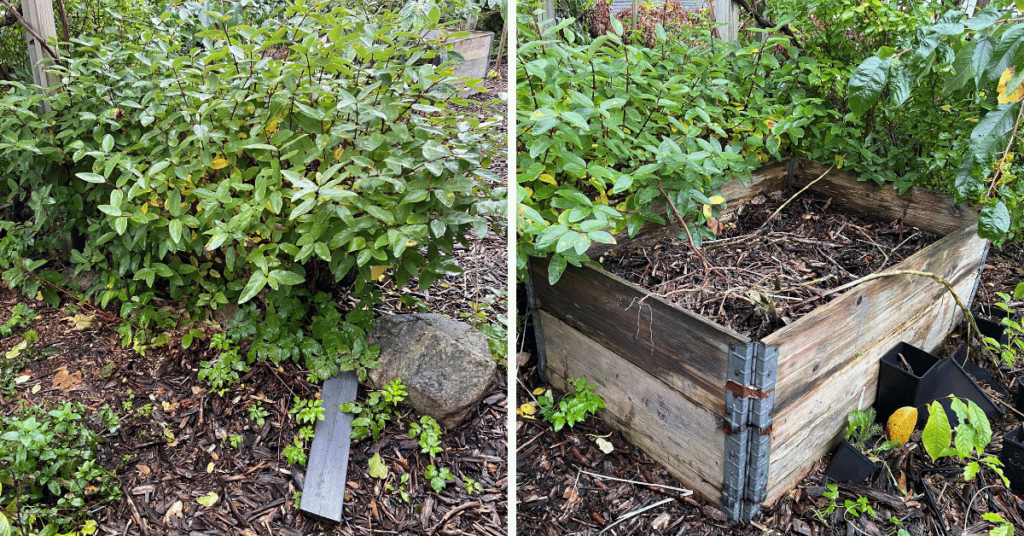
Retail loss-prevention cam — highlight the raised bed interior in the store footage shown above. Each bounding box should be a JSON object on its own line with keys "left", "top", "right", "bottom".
{"left": 527, "top": 159, "right": 988, "bottom": 521}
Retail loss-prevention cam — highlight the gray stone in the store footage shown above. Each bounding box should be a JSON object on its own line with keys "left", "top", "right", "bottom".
{"left": 368, "top": 313, "right": 495, "bottom": 428}
{"left": 211, "top": 304, "right": 240, "bottom": 327}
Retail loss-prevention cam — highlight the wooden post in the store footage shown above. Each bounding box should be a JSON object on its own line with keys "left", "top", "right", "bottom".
{"left": 298, "top": 371, "right": 359, "bottom": 522}
{"left": 21, "top": 0, "right": 58, "bottom": 109}
{"left": 714, "top": 0, "right": 739, "bottom": 42}
{"left": 539, "top": 0, "right": 555, "bottom": 30}
{"left": 963, "top": 0, "right": 979, "bottom": 17}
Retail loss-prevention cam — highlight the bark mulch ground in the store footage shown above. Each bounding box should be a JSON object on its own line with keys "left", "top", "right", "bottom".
{"left": 0, "top": 73, "right": 508, "bottom": 536}
{"left": 517, "top": 217, "right": 1024, "bottom": 535}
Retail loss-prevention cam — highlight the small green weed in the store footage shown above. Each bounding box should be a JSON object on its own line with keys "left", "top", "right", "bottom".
{"left": 281, "top": 397, "right": 326, "bottom": 467}
{"left": 922, "top": 396, "right": 1008, "bottom": 486}
{"left": 387, "top": 473, "right": 411, "bottom": 503}
{"left": 342, "top": 379, "right": 408, "bottom": 441}
{"left": 408, "top": 415, "right": 443, "bottom": 457}
{"left": 538, "top": 377, "right": 605, "bottom": 432}
{"left": 424, "top": 465, "right": 454, "bottom": 493}
{"left": 843, "top": 496, "right": 876, "bottom": 519}
{"left": 248, "top": 402, "right": 270, "bottom": 427}
{"left": 462, "top": 477, "right": 483, "bottom": 495}
{"left": 0, "top": 303, "right": 36, "bottom": 337}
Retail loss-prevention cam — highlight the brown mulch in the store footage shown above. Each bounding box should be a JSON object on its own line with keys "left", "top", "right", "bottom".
{"left": 517, "top": 234, "right": 1024, "bottom": 535}
{"left": 600, "top": 191, "right": 939, "bottom": 339}
{"left": 0, "top": 71, "right": 508, "bottom": 536}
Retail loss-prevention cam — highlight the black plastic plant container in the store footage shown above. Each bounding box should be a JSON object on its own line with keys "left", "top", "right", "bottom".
{"left": 875, "top": 342, "right": 941, "bottom": 425}
{"left": 924, "top": 345, "right": 1003, "bottom": 427}
{"left": 823, "top": 440, "right": 877, "bottom": 484}
{"left": 972, "top": 305, "right": 1018, "bottom": 346}
{"left": 950, "top": 344, "right": 1008, "bottom": 400}
{"left": 1001, "top": 426, "right": 1024, "bottom": 494}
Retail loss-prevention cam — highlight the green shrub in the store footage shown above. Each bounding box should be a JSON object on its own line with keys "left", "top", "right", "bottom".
{"left": 0, "top": 0, "right": 504, "bottom": 379}
{"left": 516, "top": 2, "right": 813, "bottom": 282}
{"left": 0, "top": 401, "right": 121, "bottom": 534}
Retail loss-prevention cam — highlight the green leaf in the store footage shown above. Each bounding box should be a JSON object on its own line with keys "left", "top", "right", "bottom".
{"left": 77, "top": 172, "right": 106, "bottom": 184}
{"left": 0, "top": 511, "right": 10, "bottom": 536}
{"left": 269, "top": 270, "right": 305, "bottom": 286}
{"left": 368, "top": 452, "right": 388, "bottom": 479}
{"left": 169, "top": 219, "right": 183, "bottom": 243}
{"left": 965, "top": 7, "right": 1001, "bottom": 31}
{"left": 239, "top": 272, "right": 268, "bottom": 304}
{"left": 922, "top": 401, "right": 952, "bottom": 462}
{"left": 978, "top": 201, "right": 1010, "bottom": 243}
{"left": 548, "top": 254, "right": 567, "bottom": 285}
{"left": 971, "top": 102, "right": 1019, "bottom": 142}
{"left": 888, "top": 65, "right": 911, "bottom": 107}
{"left": 848, "top": 57, "right": 889, "bottom": 118}
{"left": 102, "top": 133, "right": 114, "bottom": 152}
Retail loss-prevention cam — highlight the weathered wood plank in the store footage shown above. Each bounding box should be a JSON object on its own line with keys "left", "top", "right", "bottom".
{"left": 541, "top": 311, "right": 726, "bottom": 502}
{"left": 588, "top": 161, "right": 790, "bottom": 258}
{"left": 531, "top": 260, "right": 746, "bottom": 415}
{"left": 763, "top": 224, "right": 987, "bottom": 413}
{"left": 763, "top": 270, "right": 976, "bottom": 504}
{"left": 794, "top": 159, "right": 980, "bottom": 236}
{"left": 299, "top": 371, "right": 359, "bottom": 522}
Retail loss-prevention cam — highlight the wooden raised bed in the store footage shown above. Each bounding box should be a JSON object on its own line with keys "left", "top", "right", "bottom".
{"left": 526, "top": 159, "right": 989, "bottom": 521}
{"left": 422, "top": 29, "right": 493, "bottom": 95}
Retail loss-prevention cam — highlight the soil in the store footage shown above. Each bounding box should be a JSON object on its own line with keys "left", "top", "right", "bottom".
{"left": 0, "top": 73, "right": 509, "bottom": 535}
{"left": 599, "top": 191, "right": 939, "bottom": 339}
{"left": 517, "top": 236, "right": 1024, "bottom": 535}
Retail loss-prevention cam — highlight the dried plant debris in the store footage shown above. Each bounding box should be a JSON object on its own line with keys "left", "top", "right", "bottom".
{"left": 601, "top": 192, "right": 938, "bottom": 338}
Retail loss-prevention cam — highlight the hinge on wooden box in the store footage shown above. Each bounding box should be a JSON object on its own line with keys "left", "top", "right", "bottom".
{"left": 722, "top": 342, "right": 778, "bottom": 523}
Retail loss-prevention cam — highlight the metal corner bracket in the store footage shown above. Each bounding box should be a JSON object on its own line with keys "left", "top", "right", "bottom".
{"left": 722, "top": 341, "right": 778, "bottom": 522}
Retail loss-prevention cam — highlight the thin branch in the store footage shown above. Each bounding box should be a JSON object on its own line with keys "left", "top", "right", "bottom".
{"left": 54, "top": 0, "right": 70, "bottom": 51}
{"left": 756, "top": 164, "right": 834, "bottom": 235}
{"left": 730, "top": 0, "right": 803, "bottom": 49}
{"left": 656, "top": 179, "right": 713, "bottom": 269}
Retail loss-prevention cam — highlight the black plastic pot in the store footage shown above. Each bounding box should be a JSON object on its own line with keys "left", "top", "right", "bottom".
{"left": 823, "top": 439, "right": 878, "bottom": 484}
{"left": 972, "top": 305, "right": 1018, "bottom": 346}
{"left": 923, "top": 346, "right": 1004, "bottom": 427}
{"left": 875, "top": 342, "right": 941, "bottom": 425}
{"left": 1001, "top": 426, "right": 1024, "bottom": 494}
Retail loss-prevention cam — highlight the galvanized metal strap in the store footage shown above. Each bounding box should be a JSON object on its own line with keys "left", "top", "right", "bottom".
{"left": 722, "top": 342, "right": 778, "bottom": 522}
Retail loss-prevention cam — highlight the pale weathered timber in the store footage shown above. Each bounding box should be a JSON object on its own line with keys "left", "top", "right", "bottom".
{"left": 530, "top": 258, "right": 747, "bottom": 415}
{"left": 423, "top": 30, "right": 493, "bottom": 95}
{"left": 764, "top": 223, "right": 988, "bottom": 412}
{"left": 21, "top": 0, "right": 58, "bottom": 110}
{"left": 794, "top": 159, "right": 980, "bottom": 236}
{"left": 299, "top": 371, "right": 359, "bottom": 522}
{"left": 541, "top": 311, "right": 726, "bottom": 501}
{"left": 763, "top": 263, "right": 979, "bottom": 503}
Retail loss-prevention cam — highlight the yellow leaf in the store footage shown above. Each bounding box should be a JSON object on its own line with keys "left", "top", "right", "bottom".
{"left": 708, "top": 195, "right": 726, "bottom": 205}
{"left": 702, "top": 205, "right": 712, "bottom": 218}
{"left": 265, "top": 118, "right": 279, "bottom": 134}
{"left": 141, "top": 203, "right": 148, "bottom": 214}
{"left": 207, "top": 462, "right": 215, "bottom": 473}
{"left": 210, "top": 158, "right": 230, "bottom": 170}
{"left": 538, "top": 173, "right": 557, "bottom": 185}
{"left": 371, "top": 265, "right": 392, "bottom": 281}
{"left": 31, "top": 384, "right": 41, "bottom": 394}
{"left": 532, "top": 387, "right": 546, "bottom": 395}
{"left": 998, "top": 67, "right": 1024, "bottom": 104}
{"left": 885, "top": 406, "right": 918, "bottom": 445}
{"left": 197, "top": 492, "right": 219, "bottom": 507}
{"left": 597, "top": 192, "right": 608, "bottom": 205}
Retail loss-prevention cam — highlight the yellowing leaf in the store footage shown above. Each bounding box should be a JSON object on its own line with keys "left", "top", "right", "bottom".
{"left": 197, "top": 492, "right": 219, "bottom": 507}
{"left": 371, "top": 265, "right": 392, "bottom": 281}
{"left": 708, "top": 195, "right": 726, "bottom": 205}
{"left": 538, "top": 173, "right": 557, "bottom": 186}
{"left": 998, "top": 67, "right": 1024, "bottom": 104}
{"left": 530, "top": 109, "right": 547, "bottom": 119}
{"left": 368, "top": 453, "right": 388, "bottom": 480}
{"left": 702, "top": 205, "right": 713, "bottom": 218}
{"left": 595, "top": 437, "right": 614, "bottom": 454}
{"left": 265, "top": 118, "right": 279, "bottom": 134}
{"left": 141, "top": 203, "right": 148, "bottom": 214}
{"left": 207, "top": 462, "right": 215, "bottom": 473}
{"left": 835, "top": 154, "right": 845, "bottom": 169}
{"left": 532, "top": 387, "right": 546, "bottom": 395}
{"left": 519, "top": 403, "right": 536, "bottom": 415}
{"left": 886, "top": 406, "right": 917, "bottom": 445}
{"left": 31, "top": 384, "right": 41, "bottom": 394}
{"left": 210, "top": 158, "right": 230, "bottom": 170}
{"left": 63, "top": 314, "right": 99, "bottom": 331}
